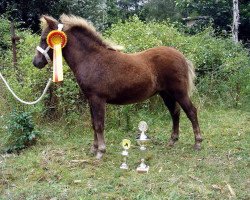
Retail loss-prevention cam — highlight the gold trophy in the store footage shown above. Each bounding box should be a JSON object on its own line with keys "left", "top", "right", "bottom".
{"left": 120, "top": 139, "right": 131, "bottom": 170}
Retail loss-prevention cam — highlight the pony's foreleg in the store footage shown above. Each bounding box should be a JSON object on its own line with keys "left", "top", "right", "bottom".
{"left": 90, "top": 132, "right": 98, "bottom": 155}
{"left": 89, "top": 95, "right": 106, "bottom": 159}
{"left": 160, "top": 92, "right": 180, "bottom": 146}
{"left": 89, "top": 103, "right": 98, "bottom": 155}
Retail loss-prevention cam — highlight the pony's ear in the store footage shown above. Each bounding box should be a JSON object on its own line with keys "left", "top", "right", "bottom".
{"left": 42, "top": 15, "right": 58, "bottom": 29}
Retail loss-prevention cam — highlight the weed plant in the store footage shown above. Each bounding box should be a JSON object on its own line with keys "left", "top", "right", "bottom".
{"left": 4, "top": 111, "right": 39, "bottom": 153}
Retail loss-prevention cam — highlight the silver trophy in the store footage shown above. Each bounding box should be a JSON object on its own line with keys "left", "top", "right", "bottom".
{"left": 120, "top": 139, "right": 131, "bottom": 170}
{"left": 136, "top": 121, "right": 150, "bottom": 173}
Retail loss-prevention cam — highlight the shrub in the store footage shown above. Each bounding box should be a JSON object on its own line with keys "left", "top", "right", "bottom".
{"left": 5, "top": 111, "right": 39, "bottom": 153}
{"left": 0, "top": 16, "right": 11, "bottom": 51}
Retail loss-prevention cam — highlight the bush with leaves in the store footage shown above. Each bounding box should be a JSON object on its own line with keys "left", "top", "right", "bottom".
{"left": 0, "top": 16, "right": 12, "bottom": 51}
{"left": 5, "top": 111, "right": 39, "bottom": 153}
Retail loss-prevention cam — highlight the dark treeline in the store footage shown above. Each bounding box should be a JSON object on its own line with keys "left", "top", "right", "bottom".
{"left": 0, "top": 0, "right": 249, "bottom": 45}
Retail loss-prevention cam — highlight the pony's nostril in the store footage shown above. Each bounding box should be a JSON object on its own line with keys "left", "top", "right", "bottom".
{"left": 33, "top": 58, "right": 45, "bottom": 69}
{"left": 32, "top": 59, "right": 37, "bottom": 67}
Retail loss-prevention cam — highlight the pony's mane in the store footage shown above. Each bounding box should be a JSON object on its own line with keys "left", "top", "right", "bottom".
{"left": 40, "top": 14, "right": 123, "bottom": 51}
{"left": 40, "top": 15, "right": 55, "bottom": 30}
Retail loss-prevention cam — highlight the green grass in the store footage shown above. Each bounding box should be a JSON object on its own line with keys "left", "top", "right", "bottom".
{"left": 0, "top": 106, "right": 249, "bottom": 200}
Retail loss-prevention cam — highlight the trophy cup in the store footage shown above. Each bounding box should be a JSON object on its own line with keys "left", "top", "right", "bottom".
{"left": 120, "top": 139, "right": 131, "bottom": 170}
{"left": 136, "top": 121, "right": 150, "bottom": 173}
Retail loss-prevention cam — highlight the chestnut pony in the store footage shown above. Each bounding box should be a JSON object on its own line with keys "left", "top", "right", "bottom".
{"left": 33, "top": 15, "right": 202, "bottom": 159}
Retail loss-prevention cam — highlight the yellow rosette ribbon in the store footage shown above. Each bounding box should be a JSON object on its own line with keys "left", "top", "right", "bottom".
{"left": 47, "top": 30, "right": 67, "bottom": 82}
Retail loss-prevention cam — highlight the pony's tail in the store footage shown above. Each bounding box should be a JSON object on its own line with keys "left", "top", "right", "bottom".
{"left": 186, "top": 60, "right": 196, "bottom": 97}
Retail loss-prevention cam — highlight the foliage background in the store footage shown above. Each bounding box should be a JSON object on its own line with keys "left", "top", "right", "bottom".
{"left": 1, "top": 15, "right": 249, "bottom": 121}
{"left": 1, "top": 0, "right": 250, "bottom": 44}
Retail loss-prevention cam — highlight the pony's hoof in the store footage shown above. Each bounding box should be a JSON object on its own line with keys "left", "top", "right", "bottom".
{"left": 168, "top": 139, "right": 176, "bottom": 147}
{"left": 194, "top": 143, "right": 201, "bottom": 151}
{"left": 96, "top": 151, "right": 104, "bottom": 159}
{"left": 90, "top": 146, "right": 98, "bottom": 155}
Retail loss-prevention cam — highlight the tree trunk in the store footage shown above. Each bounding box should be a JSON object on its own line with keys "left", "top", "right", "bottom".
{"left": 10, "top": 21, "right": 23, "bottom": 83}
{"left": 232, "top": 0, "right": 240, "bottom": 43}
{"left": 11, "top": 22, "right": 17, "bottom": 68}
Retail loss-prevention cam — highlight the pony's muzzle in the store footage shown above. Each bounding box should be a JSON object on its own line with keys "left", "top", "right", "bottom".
{"left": 33, "top": 57, "right": 46, "bottom": 69}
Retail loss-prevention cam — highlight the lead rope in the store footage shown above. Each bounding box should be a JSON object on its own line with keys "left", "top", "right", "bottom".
{"left": 0, "top": 71, "right": 52, "bottom": 105}
{"left": 0, "top": 24, "right": 65, "bottom": 105}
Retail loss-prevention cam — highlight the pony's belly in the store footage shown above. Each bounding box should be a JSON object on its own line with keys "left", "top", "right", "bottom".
{"left": 107, "top": 88, "right": 157, "bottom": 105}
{"left": 107, "top": 97, "right": 148, "bottom": 105}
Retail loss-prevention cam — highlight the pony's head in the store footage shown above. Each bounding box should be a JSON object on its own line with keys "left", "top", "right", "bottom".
{"left": 33, "top": 14, "right": 124, "bottom": 69}
{"left": 33, "top": 16, "right": 59, "bottom": 69}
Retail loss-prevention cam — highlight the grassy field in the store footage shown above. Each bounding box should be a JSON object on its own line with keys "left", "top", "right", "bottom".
{"left": 0, "top": 105, "right": 249, "bottom": 199}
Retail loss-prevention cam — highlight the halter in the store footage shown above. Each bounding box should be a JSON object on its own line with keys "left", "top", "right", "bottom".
{"left": 36, "top": 23, "right": 64, "bottom": 63}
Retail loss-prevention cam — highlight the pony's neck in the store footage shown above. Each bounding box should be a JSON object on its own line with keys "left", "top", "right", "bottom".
{"left": 62, "top": 28, "right": 105, "bottom": 71}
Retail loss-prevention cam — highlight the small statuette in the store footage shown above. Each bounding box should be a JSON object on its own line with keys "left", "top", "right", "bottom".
{"left": 120, "top": 139, "right": 131, "bottom": 170}
{"left": 136, "top": 121, "right": 151, "bottom": 173}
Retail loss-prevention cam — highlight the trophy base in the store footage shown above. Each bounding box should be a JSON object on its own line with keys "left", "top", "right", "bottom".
{"left": 136, "top": 165, "right": 149, "bottom": 173}
{"left": 121, "top": 150, "right": 128, "bottom": 156}
{"left": 139, "top": 146, "right": 146, "bottom": 151}
{"left": 120, "top": 163, "right": 129, "bottom": 170}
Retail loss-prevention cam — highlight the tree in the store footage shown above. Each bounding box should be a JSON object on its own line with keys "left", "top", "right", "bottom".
{"left": 232, "top": 0, "right": 240, "bottom": 43}
{"left": 175, "top": 0, "right": 232, "bottom": 32}
{"left": 175, "top": 0, "right": 250, "bottom": 44}
{"left": 68, "top": 0, "right": 108, "bottom": 30}
{"left": 142, "top": 0, "right": 180, "bottom": 22}
{"left": 1, "top": 0, "right": 250, "bottom": 45}
{"left": 0, "top": 0, "right": 109, "bottom": 32}
{"left": 238, "top": 0, "right": 250, "bottom": 46}
{"left": 0, "top": 0, "right": 71, "bottom": 32}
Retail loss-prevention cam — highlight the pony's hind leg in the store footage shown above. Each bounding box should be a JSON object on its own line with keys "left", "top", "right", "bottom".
{"left": 175, "top": 94, "right": 202, "bottom": 150}
{"left": 160, "top": 92, "right": 180, "bottom": 147}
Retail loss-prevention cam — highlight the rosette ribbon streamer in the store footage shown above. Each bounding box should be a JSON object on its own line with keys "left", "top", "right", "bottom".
{"left": 46, "top": 24, "right": 67, "bottom": 82}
